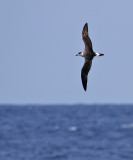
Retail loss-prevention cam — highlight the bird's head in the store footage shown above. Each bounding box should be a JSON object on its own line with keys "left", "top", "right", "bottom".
{"left": 76, "top": 52, "right": 84, "bottom": 57}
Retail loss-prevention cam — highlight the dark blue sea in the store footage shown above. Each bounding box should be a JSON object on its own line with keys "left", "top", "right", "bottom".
{"left": 0, "top": 104, "right": 133, "bottom": 160}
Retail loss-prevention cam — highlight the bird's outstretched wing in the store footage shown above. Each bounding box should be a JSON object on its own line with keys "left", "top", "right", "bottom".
{"left": 81, "top": 59, "right": 92, "bottom": 91}
{"left": 82, "top": 23, "right": 93, "bottom": 53}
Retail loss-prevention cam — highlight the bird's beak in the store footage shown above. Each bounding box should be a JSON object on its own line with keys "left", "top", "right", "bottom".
{"left": 99, "top": 53, "right": 104, "bottom": 56}
{"left": 76, "top": 53, "right": 78, "bottom": 56}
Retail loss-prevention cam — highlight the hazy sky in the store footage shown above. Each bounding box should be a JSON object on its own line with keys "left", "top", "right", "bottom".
{"left": 0, "top": 0, "right": 133, "bottom": 104}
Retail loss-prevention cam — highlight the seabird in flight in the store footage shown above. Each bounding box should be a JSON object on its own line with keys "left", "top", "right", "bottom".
{"left": 76, "top": 23, "right": 104, "bottom": 91}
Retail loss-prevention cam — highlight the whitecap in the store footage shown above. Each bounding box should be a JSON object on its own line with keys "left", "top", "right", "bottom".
{"left": 121, "top": 123, "right": 133, "bottom": 128}
{"left": 69, "top": 126, "right": 77, "bottom": 132}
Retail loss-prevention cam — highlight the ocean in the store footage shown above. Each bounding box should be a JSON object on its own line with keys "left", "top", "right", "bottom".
{"left": 0, "top": 104, "right": 133, "bottom": 160}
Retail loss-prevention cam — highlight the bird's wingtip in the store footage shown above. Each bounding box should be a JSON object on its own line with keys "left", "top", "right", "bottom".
{"left": 84, "top": 88, "right": 87, "bottom": 91}
{"left": 83, "top": 85, "right": 87, "bottom": 91}
{"left": 85, "top": 22, "right": 88, "bottom": 26}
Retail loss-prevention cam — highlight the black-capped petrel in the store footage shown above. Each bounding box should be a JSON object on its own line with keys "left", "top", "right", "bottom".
{"left": 76, "top": 23, "right": 104, "bottom": 91}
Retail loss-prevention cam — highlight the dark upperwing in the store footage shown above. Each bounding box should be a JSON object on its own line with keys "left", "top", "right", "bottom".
{"left": 81, "top": 59, "right": 92, "bottom": 91}
{"left": 82, "top": 23, "right": 93, "bottom": 53}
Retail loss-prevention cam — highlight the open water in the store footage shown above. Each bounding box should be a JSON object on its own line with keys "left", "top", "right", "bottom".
{"left": 0, "top": 104, "right": 133, "bottom": 160}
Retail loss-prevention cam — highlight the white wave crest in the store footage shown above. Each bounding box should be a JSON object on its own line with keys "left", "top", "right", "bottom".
{"left": 69, "top": 126, "right": 77, "bottom": 132}
{"left": 121, "top": 123, "right": 133, "bottom": 128}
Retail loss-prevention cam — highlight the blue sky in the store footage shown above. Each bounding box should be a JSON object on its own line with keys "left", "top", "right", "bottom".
{"left": 0, "top": 0, "right": 133, "bottom": 104}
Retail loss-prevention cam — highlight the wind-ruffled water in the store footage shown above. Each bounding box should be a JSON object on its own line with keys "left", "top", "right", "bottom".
{"left": 0, "top": 104, "right": 133, "bottom": 160}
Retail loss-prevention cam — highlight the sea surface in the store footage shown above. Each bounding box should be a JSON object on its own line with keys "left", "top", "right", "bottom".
{"left": 0, "top": 104, "right": 133, "bottom": 160}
